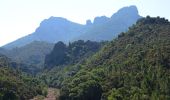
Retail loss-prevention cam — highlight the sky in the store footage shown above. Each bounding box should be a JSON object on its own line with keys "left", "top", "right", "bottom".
{"left": 0, "top": 0, "right": 169, "bottom": 46}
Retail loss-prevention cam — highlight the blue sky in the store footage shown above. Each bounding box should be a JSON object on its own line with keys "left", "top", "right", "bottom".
{"left": 0, "top": 0, "right": 169, "bottom": 46}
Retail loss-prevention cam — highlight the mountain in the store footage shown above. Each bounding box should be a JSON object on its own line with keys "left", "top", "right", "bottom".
{"left": 3, "top": 5, "right": 141, "bottom": 49}
{"left": 0, "top": 48, "right": 7, "bottom": 55}
{"left": 3, "top": 17, "right": 84, "bottom": 49}
{"left": 1, "top": 41, "right": 54, "bottom": 74}
{"left": 39, "top": 40, "right": 104, "bottom": 87}
{"left": 74, "top": 5, "right": 141, "bottom": 41}
{"left": 40, "top": 17, "right": 170, "bottom": 100}
{"left": 44, "top": 40, "right": 103, "bottom": 69}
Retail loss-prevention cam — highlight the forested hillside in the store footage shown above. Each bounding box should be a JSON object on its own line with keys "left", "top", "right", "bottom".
{"left": 1, "top": 41, "right": 54, "bottom": 74}
{"left": 39, "top": 40, "right": 104, "bottom": 87}
{"left": 1, "top": 16, "right": 169, "bottom": 100}
{"left": 1, "top": 0, "right": 170, "bottom": 100}
{"left": 44, "top": 40, "right": 104, "bottom": 69}
{"left": 55, "top": 17, "right": 170, "bottom": 100}
{"left": 0, "top": 55, "right": 47, "bottom": 100}
{"left": 1, "top": 13, "right": 169, "bottom": 100}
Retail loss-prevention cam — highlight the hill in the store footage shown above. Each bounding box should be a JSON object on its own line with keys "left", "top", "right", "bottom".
{"left": 44, "top": 40, "right": 104, "bottom": 69}
{"left": 3, "top": 5, "right": 140, "bottom": 49}
{"left": 1, "top": 41, "right": 54, "bottom": 74}
{"left": 0, "top": 54, "right": 47, "bottom": 100}
{"left": 44, "top": 16, "right": 170, "bottom": 100}
{"left": 39, "top": 40, "right": 104, "bottom": 87}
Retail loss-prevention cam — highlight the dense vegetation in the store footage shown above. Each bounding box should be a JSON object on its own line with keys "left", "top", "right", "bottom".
{"left": 0, "top": 54, "right": 47, "bottom": 100}
{"left": 40, "top": 40, "right": 104, "bottom": 87}
{"left": 45, "top": 40, "right": 103, "bottom": 69}
{"left": 56, "top": 17, "right": 170, "bottom": 100}
{"left": 0, "top": 41, "right": 54, "bottom": 74}
{"left": 0, "top": 16, "right": 170, "bottom": 100}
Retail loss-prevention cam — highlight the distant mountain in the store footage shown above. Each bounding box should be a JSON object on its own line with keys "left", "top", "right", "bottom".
{"left": 0, "top": 47, "right": 7, "bottom": 54}
{"left": 3, "top": 17, "right": 84, "bottom": 49}
{"left": 3, "top": 5, "right": 141, "bottom": 49}
{"left": 74, "top": 6, "right": 141, "bottom": 41}
{"left": 2, "top": 41, "right": 54, "bottom": 74}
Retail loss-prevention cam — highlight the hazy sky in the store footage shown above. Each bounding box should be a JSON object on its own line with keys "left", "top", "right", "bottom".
{"left": 0, "top": 0, "right": 169, "bottom": 46}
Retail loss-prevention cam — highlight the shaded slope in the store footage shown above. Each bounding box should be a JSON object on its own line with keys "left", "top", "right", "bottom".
{"left": 59, "top": 17, "right": 170, "bottom": 100}
{"left": 44, "top": 40, "right": 103, "bottom": 69}
{"left": 39, "top": 40, "right": 104, "bottom": 87}
{"left": 0, "top": 55, "right": 47, "bottom": 100}
{"left": 2, "top": 41, "right": 54, "bottom": 74}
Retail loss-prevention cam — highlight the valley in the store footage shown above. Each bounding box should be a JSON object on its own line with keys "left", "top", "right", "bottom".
{"left": 0, "top": 5, "right": 170, "bottom": 100}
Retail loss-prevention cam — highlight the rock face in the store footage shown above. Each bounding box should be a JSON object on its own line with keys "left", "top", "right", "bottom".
{"left": 3, "top": 17, "right": 84, "bottom": 49}
{"left": 3, "top": 5, "right": 141, "bottom": 49}
{"left": 111, "top": 5, "right": 139, "bottom": 19}
{"left": 74, "top": 5, "right": 141, "bottom": 41}
{"left": 93, "top": 16, "right": 110, "bottom": 25}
